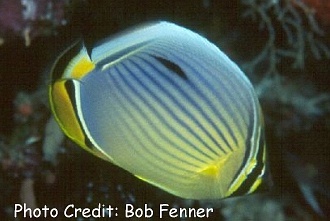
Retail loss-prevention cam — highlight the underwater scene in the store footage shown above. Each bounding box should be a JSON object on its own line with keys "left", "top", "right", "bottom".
{"left": 0, "top": 0, "right": 329, "bottom": 220}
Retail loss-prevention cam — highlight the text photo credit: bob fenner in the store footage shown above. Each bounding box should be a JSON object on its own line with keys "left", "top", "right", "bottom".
{"left": 14, "top": 203, "right": 214, "bottom": 219}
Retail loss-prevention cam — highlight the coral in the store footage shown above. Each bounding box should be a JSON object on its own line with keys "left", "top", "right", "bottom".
{"left": 0, "top": 91, "right": 48, "bottom": 179}
{"left": 302, "top": 0, "right": 330, "bottom": 25}
{"left": 0, "top": 0, "right": 69, "bottom": 46}
{"left": 0, "top": 90, "right": 54, "bottom": 219}
{"left": 284, "top": 151, "right": 330, "bottom": 217}
{"left": 42, "top": 116, "right": 64, "bottom": 166}
{"left": 241, "top": 0, "right": 330, "bottom": 136}
{"left": 240, "top": 1, "right": 330, "bottom": 218}
{"left": 255, "top": 74, "right": 330, "bottom": 137}
{"left": 219, "top": 194, "right": 313, "bottom": 221}
{"left": 242, "top": 0, "right": 330, "bottom": 74}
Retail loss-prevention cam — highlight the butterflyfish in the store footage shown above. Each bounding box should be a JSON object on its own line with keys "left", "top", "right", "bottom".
{"left": 49, "top": 21, "right": 268, "bottom": 199}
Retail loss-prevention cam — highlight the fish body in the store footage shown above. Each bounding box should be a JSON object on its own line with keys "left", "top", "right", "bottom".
{"left": 49, "top": 21, "right": 267, "bottom": 199}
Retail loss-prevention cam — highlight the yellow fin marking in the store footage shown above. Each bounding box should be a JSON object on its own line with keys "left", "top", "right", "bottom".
{"left": 71, "top": 56, "right": 95, "bottom": 79}
{"left": 199, "top": 165, "right": 218, "bottom": 177}
{"left": 248, "top": 177, "right": 262, "bottom": 194}
{"left": 198, "top": 156, "right": 229, "bottom": 178}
